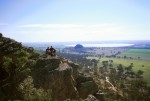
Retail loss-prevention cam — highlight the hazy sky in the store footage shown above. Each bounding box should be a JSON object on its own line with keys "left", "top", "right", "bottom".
{"left": 0, "top": 0, "right": 150, "bottom": 42}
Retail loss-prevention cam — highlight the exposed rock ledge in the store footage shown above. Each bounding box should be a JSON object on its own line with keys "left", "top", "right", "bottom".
{"left": 32, "top": 57, "right": 98, "bottom": 101}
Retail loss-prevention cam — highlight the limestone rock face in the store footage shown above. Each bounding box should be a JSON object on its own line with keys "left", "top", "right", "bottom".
{"left": 33, "top": 58, "right": 79, "bottom": 101}
{"left": 77, "top": 74, "right": 99, "bottom": 99}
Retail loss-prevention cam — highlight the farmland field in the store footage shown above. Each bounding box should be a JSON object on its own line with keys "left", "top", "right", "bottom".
{"left": 87, "top": 57, "right": 150, "bottom": 85}
{"left": 118, "top": 49, "right": 150, "bottom": 60}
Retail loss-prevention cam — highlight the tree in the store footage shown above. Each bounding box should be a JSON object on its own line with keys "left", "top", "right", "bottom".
{"left": 102, "top": 61, "right": 109, "bottom": 71}
{"left": 117, "top": 64, "right": 124, "bottom": 77}
{"left": 109, "top": 63, "right": 113, "bottom": 68}
{"left": 130, "top": 63, "right": 134, "bottom": 67}
{"left": 124, "top": 55, "right": 127, "bottom": 59}
{"left": 126, "top": 63, "right": 133, "bottom": 72}
{"left": 136, "top": 70, "right": 144, "bottom": 78}
{"left": 91, "top": 59, "right": 98, "bottom": 64}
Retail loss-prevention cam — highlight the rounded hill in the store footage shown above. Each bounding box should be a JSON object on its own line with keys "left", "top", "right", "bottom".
{"left": 74, "top": 44, "right": 84, "bottom": 49}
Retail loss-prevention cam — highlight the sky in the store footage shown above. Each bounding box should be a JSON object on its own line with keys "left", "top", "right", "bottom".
{"left": 0, "top": 0, "right": 150, "bottom": 42}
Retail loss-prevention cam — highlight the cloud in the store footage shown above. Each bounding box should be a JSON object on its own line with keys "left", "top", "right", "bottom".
{"left": 7, "top": 23, "right": 150, "bottom": 42}
{"left": 18, "top": 23, "right": 122, "bottom": 35}
{"left": 12, "top": 23, "right": 125, "bottom": 42}
{"left": 19, "top": 24, "right": 84, "bottom": 29}
{"left": 18, "top": 23, "right": 117, "bottom": 29}
{"left": 18, "top": 23, "right": 121, "bottom": 36}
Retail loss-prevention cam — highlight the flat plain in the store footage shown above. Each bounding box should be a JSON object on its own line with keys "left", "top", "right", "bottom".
{"left": 118, "top": 49, "right": 150, "bottom": 60}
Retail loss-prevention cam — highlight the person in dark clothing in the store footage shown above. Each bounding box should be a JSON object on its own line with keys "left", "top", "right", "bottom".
{"left": 50, "top": 46, "right": 53, "bottom": 53}
{"left": 50, "top": 46, "right": 56, "bottom": 56}
{"left": 46, "top": 47, "right": 50, "bottom": 55}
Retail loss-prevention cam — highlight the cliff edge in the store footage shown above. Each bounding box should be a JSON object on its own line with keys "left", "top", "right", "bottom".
{"left": 0, "top": 33, "right": 98, "bottom": 101}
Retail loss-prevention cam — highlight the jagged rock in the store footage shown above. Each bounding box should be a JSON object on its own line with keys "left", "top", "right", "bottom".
{"left": 83, "top": 95, "right": 99, "bottom": 101}
{"left": 68, "top": 60, "right": 79, "bottom": 80}
{"left": 77, "top": 74, "right": 99, "bottom": 99}
{"left": 33, "top": 58, "right": 79, "bottom": 101}
{"left": 33, "top": 57, "right": 99, "bottom": 100}
{"left": 95, "top": 92, "right": 105, "bottom": 101}
{"left": 77, "top": 74, "right": 93, "bottom": 83}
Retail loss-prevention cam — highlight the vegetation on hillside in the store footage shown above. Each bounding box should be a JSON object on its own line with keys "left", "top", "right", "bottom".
{"left": 1, "top": 33, "right": 150, "bottom": 100}
{"left": 99, "top": 58, "right": 150, "bottom": 85}
{"left": 61, "top": 52, "right": 150, "bottom": 101}
{"left": 0, "top": 34, "right": 51, "bottom": 100}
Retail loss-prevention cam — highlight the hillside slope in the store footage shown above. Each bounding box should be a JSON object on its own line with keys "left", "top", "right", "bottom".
{"left": 0, "top": 33, "right": 99, "bottom": 101}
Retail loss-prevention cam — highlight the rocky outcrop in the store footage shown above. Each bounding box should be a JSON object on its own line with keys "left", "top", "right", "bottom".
{"left": 77, "top": 74, "right": 99, "bottom": 99}
{"left": 68, "top": 60, "right": 79, "bottom": 80}
{"left": 32, "top": 57, "right": 99, "bottom": 101}
{"left": 0, "top": 34, "right": 99, "bottom": 100}
{"left": 33, "top": 58, "right": 79, "bottom": 100}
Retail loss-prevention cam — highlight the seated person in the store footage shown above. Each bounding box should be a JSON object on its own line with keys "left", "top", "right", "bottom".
{"left": 50, "top": 46, "right": 56, "bottom": 56}
{"left": 46, "top": 47, "right": 50, "bottom": 55}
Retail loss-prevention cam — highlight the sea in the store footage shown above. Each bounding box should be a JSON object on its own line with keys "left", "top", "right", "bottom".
{"left": 65, "top": 43, "right": 134, "bottom": 47}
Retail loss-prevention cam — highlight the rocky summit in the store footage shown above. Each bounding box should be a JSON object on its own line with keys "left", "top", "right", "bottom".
{"left": 0, "top": 34, "right": 99, "bottom": 101}
{"left": 32, "top": 57, "right": 99, "bottom": 100}
{"left": 32, "top": 58, "right": 79, "bottom": 100}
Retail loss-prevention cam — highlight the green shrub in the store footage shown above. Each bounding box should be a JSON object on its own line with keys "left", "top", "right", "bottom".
{"left": 2, "top": 56, "right": 12, "bottom": 72}
{"left": 17, "top": 50, "right": 30, "bottom": 57}
{"left": 18, "top": 76, "right": 52, "bottom": 101}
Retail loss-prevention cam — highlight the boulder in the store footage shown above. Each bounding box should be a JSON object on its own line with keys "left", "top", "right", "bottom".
{"left": 95, "top": 92, "right": 105, "bottom": 101}
{"left": 77, "top": 74, "right": 99, "bottom": 99}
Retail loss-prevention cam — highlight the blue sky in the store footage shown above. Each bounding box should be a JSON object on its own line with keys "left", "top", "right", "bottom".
{"left": 0, "top": 0, "right": 150, "bottom": 42}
